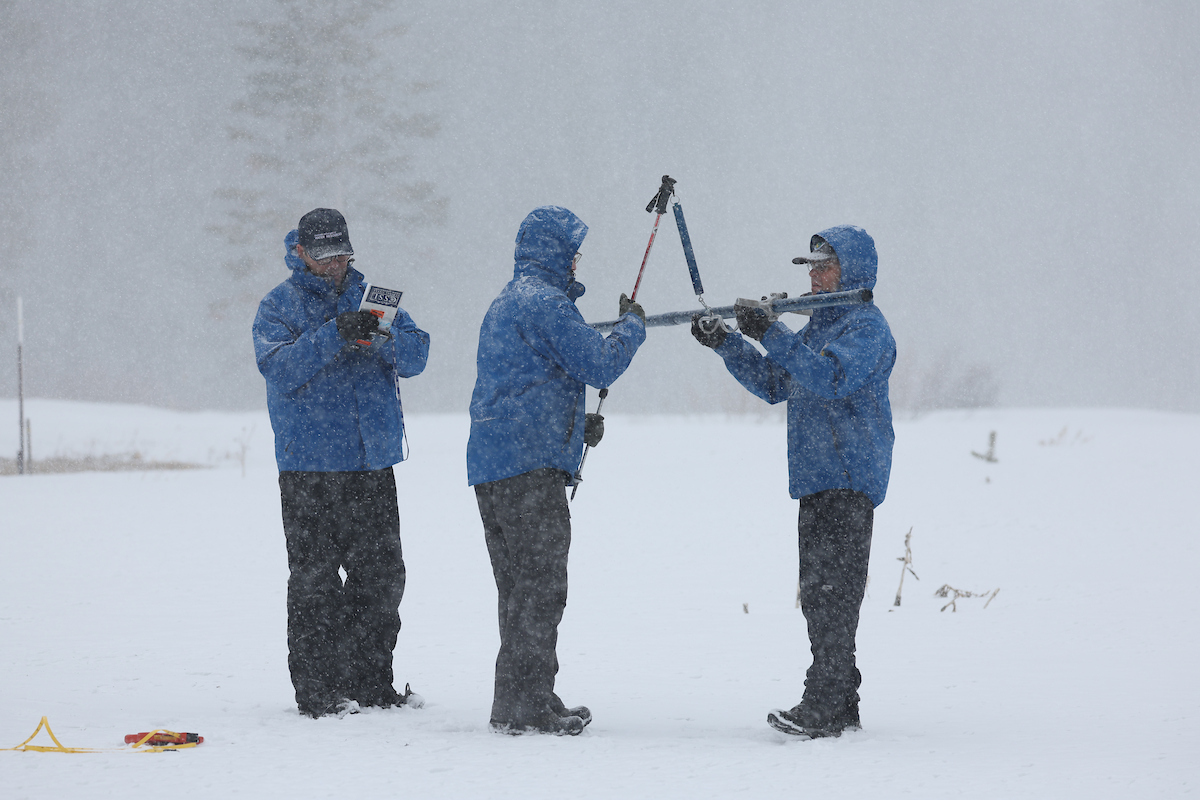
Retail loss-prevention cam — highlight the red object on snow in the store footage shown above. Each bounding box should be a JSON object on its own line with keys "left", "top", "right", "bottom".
{"left": 124, "top": 731, "right": 203, "bottom": 745}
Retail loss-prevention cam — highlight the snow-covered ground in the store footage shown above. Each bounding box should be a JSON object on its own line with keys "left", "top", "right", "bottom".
{"left": 1, "top": 399, "right": 1196, "bottom": 798}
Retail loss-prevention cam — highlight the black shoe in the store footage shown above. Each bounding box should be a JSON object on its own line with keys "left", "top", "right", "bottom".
{"left": 298, "top": 696, "right": 358, "bottom": 719}
{"left": 350, "top": 684, "right": 393, "bottom": 708}
{"left": 564, "top": 706, "right": 592, "bottom": 727}
{"left": 767, "top": 701, "right": 861, "bottom": 738}
{"left": 551, "top": 701, "right": 592, "bottom": 728}
{"left": 489, "top": 713, "right": 586, "bottom": 737}
{"left": 355, "top": 682, "right": 426, "bottom": 710}
{"left": 395, "top": 683, "right": 426, "bottom": 708}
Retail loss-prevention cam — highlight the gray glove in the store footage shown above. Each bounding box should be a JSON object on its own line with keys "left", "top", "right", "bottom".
{"left": 584, "top": 413, "right": 604, "bottom": 447}
{"left": 336, "top": 310, "right": 380, "bottom": 342}
{"left": 619, "top": 293, "right": 646, "bottom": 324}
{"left": 733, "top": 294, "right": 784, "bottom": 341}
{"left": 690, "top": 314, "right": 727, "bottom": 349}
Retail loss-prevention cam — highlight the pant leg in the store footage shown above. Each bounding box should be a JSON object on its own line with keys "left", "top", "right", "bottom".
{"left": 476, "top": 468, "right": 572, "bottom": 726}
{"left": 337, "top": 468, "right": 406, "bottom": 703}
{"left": 797, "top": 489, "right": 874, "bottom": 710}
{"left": 280, "top": 471, "right": 350, "bottom": 708}
{"left": 477, "top": 480, "right": 517, "bottom": 718}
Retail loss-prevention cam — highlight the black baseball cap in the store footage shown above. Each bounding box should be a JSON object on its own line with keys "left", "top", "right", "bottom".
{"left": 297, "top": 208, "right": 354, "bottom": 261}
{"left": 792, "top": 237, "right": 837, "bottom": 265}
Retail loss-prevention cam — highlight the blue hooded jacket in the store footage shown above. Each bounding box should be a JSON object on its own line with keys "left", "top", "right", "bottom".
{"left": 253, "top": 229, "right": 430, "bottom": 472}
{"left": 714, "top": 225, "right": 895, "bottom": 506}
{"left": 466, "top": 206, "right": 646, "bottom": 486}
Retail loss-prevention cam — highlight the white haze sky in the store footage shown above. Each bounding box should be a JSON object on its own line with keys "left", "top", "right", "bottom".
{"left": 2, "top": 0, "right": 1198, "bottom": 415}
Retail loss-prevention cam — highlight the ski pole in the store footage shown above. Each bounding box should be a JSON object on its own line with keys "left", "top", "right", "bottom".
{"left": 672, "top": 198, "right": 704, "bottom": 299}
{"left": 630, "top": 176, "right": 677, "bottom": 302}
{"left": 570, "top": 387, "right": 607, "bottom": 501}
{"left": 572, "top": 176, "right": 676, "bottom": 501}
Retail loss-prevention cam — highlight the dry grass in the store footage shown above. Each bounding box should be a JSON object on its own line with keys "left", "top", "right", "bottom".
{"left": 0, "top": 455, "right": 204, "bottom": 476}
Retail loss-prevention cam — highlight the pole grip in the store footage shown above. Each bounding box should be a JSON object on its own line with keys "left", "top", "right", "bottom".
{"left": 645, "top": 175, "right": 677, "bottom": 215}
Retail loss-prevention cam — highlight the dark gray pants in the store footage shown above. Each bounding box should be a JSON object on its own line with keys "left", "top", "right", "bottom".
{"left": 797, "top": 488, "right": 874, "bottom": 711}
{"left": 475, "top": 468, "right": 572, "bottom": 727}
{"left": 279, "top": 468, "right": 405, "bottom": 710}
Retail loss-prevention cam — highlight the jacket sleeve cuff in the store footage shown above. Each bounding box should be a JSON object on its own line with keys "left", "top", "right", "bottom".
{"left": 316, "top": 318, "right": 347, "bottom": 361}
{"left": 714, "top": 330, "right": 742, "bottom": 357}
{"left": 759, "top": 321, "right": 791, "bottom": 349}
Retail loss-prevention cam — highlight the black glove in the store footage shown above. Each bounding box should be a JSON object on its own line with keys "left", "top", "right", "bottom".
{"left": 584, "top": 413, "right": 604, "bottom": 447}
{"left": 690, "top": 314, "right": 727, "bottom": 349}
{"left": 336, "top": 310, "right": 380, "bottom": 342}
{"left": 619, "top": 293, "right": 646, "bottom": 324}
{"left": 734, "top": 296, "right": 781, "bottom": 341}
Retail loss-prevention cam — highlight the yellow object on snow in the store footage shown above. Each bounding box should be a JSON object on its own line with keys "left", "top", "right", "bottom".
{"left": 3, "top": 717, "right": 201, "bottom": 753}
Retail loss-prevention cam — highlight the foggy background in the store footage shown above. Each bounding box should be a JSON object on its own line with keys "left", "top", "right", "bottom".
{"left": 2, "top": 0, "right": 1198, "bottom": 417}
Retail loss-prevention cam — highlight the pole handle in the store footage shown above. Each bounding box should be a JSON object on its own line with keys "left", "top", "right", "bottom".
{"left": 645, "top": 175, "right": 676, "bottom": 215}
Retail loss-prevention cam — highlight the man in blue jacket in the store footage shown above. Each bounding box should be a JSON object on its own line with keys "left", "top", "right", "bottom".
{"left": 467, "top": 205, "right": 646, "bottom": 736}
{"left": 253, "top": 208, "right": 430, "bottom": 718}
{"left": 691, "top": 224, "right": 895, "bottom": 739}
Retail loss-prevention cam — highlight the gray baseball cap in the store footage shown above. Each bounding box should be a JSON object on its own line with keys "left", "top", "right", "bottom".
{"left": 298, "top": 208, "right": 354, "bottom": 261}
{"left": 792, "top": 237, "right": 837, "bottom": 265}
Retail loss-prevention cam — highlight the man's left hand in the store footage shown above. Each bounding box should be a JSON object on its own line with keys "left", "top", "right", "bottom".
{"left": 734, "top": 296, "right": 780, "bottom": 341}
{"left": 584, "top": 413, "right": 605, "bottom": 447}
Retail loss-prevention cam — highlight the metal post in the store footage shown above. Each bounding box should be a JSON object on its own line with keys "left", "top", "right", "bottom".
{"left": 17, "top": 297, "right": 25, "bottom": 476}
{"left": 589, "top": 288, "right": 874, "bottom": 332}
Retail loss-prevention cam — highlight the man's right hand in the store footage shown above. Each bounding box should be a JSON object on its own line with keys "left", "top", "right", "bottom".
{"left": 619, "top": 293, "right": 646, "bottom": 324}
{"left": 336, "top": 310, "right": 380, "bottom": 342}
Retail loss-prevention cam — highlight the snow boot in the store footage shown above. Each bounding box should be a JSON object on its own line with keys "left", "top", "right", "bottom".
{"left": 399, "top": 683, "right": 426, "bottom": 709}
{"left": 356, "top": 682, "right": 425, "bottom": 710}
{"left": 489, "top": 712, "right": 586, "bottom": 737}
{"left": 551, "top": 700, "right": 592, "bottom": 728}
{"left": 298, "top": 696, "right": 358, "bottom": 719}
{"left": 564, "top": 706, "right": 592, "bottom": 727}
{"left": 767, "top": 700, "right": 861, "bottom": 738}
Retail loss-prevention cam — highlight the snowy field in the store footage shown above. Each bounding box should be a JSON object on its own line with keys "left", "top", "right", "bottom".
{"left": 1, "top": 399, "right": 1197, "bottom": 798}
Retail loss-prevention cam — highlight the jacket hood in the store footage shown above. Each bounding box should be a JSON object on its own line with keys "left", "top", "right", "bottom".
{"left": 284, "top": 229, "right": 305, "bottom": 273}
{"left": 814, "top": 225, "right": 877, "bottom": 292}
{"left": 513, "top": 206, "right": 588, "bottom": 294}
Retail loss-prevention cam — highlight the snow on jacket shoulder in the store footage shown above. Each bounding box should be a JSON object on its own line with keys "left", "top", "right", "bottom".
{"left": 714, "top": 225, "right": 895, "bottom": 506}
{"left": 466, "top": 206, "right": 646, "bottom": 486}
{"left": 253, "top": 229, "right": 430, "bottom": 472}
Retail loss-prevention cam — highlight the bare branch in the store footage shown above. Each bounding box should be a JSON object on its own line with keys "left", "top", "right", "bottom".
{"left": 893, "top": 527, "right": 919, "bottom": 607}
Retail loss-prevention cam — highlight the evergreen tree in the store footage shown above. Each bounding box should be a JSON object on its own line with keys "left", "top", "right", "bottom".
{"left": 211, "top": 0, "right": 444, "bottom": 320}
{"left": 0, "top": 1, "right": 56, "bottom": 296}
